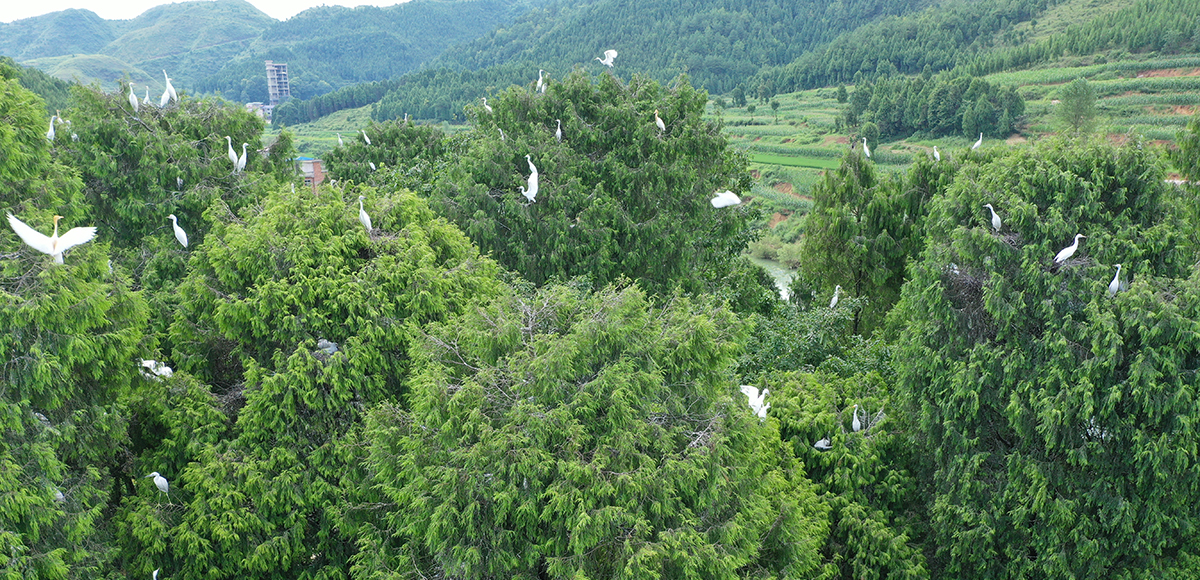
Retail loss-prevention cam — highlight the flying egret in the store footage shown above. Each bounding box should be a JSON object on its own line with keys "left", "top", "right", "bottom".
{"left": 361, "top": 130, "right": 371, "bottom": 145}
{"left": 236, "top": 143, "right": 248, "bottom": 174}
{"left": 482, "top": 97, "right": 492, "bottom": 114}
{"left": 168, "top": 214, "right": 188, "bottom": 248}
{"left": 128, "top": 83, "right": 139, "bottom": 113}
{"left": 555, "top": 119, "right": 562, "bottom": 143}
{"left": 337, "top": 133, "right": 344, "bottom": 147}
{"left": 46, "top": 115, "right": 57, "bottom": 141}
{"left": 7, "top": 214, "right": 96, "bottom": 264}
{"left": 740, "top": 385, "right": 770, "bottom": 420}
{"left": 654, "top": 109, "right": 666, "bottom": 133}
{"left": 830, "top": 285, "right": 841, "bottom": 309}
{"left": 1108, "top": 264, "right": 1122, "bottom": 297}
{"left": 1053, "top": 234, "right": 1086, "bottom": 264}
{"left": 813, "top": 437, "right": 832, "bottom": 451}
{"left": 983, "top": 203, "right": 1002, "bottom": 232}
{"left": 933, "top": 146, "right": 940, "bottom": 161}
{"left": 358, "top": 196, "right": 372, "bottom": 232}
{"left": 972, "top": 133, "right": 983, "bottom": 150}
{"left": 145, "top": 472, "right": 169, "bottom": 500}
{"left": 536, "top": 69, "right": 545, "bottom": 93}
{"left": 710, "top": 190, "right": 741, "bottom": 208}
{"left": 143, "top": 86, "right": 150, "bottom": 106}
{"left": 852, "top": 404, "right": 862, "bottom": 432}
{"left": 862, "top": 137, "right": 870, "bottom": 158}
{"left": 224, "top": 136, "right": 238, "bottom": 168}
{"left": 164, "top": 70, "right": 177, "bottom": 103}
{"left": 595, "top": 49, "right": 618, "bottom": 67}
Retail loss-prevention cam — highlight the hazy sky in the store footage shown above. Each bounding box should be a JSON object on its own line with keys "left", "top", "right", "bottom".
{"left": 0, "top": 0, "right": 410, "bottom": 23}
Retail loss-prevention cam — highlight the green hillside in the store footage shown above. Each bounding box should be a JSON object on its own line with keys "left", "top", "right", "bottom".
{"left": 0, "top": 9, "right": 114, "bottom": 60}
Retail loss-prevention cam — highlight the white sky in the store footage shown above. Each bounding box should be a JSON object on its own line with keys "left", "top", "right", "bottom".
{"left": 0, "top": 0, "right": 410, "bottom": 23}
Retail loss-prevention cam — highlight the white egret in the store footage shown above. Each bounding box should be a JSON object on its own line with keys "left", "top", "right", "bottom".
{"left": 46, "top": 115, "right": 57, "bottom": 141}
{"left": 972, "top": 133, "right": 983, "bottom": 150}
{"left": 519, "top": 185, "right": 537, "bottom": 203}
{"left": 153, "top": 569, "right": 160, "bottom": 580}
{"left": 1053, "top": 234, "right": 1086, "bottom": 264}
{"left": 595, "top": 49, "right": 618, "bottom": 67}
{"left": 369, "top": 161, "right": 377, "bottom": 171}
{"left": 526, "top": 154, "right": 538, "bottom": 179}
{"left": 1108, "top": 264, "right": 1122, "bottom": 297}
{"left": 983, "top": 203, "right": 1002, "bottom": 232}
{"left": 361, "top": 130, "right": 371, "bottom": 145}
{"left": 482, "top": 97, "right": 492, "bottom": 114}
{"left": 740, "top": 385, "right": 770, "bottom": 420}
{"left": 710, "top": 190, "right": 741, "bottom": 208}
{"left": 128, "top": 84, "right": 139, "bottom": 113}
{"left": 862, "top": 137, "right": 870, "bottom": 158}
{"left": 933, "top": 146, "right": 940, "bottom": 161}
{"left": 523, "top": 155, "right": 539, "bottom": 202}
{"left": 337, "top": 133, "right": 344, "bottom": 147}
{"left": 142, "top": 86, "right": 150, "bottom": 106}
{"left": 852, "top": 404, "right": 862, "bottom": 432}
{"left": 236, "top": 143, "right": 248, "bottom": 174}
{"left": 813, "top": 437, "right": 832, "bottom": 451}
{"left": 654, "top": 109, "right": 665, "bottom": 133}
{"left": 7, "top": 213, "right": 96, "bottom": 264}
{"left": 316, "top": 339, "right": 338, "bottom": 355}
{"left": 536, "top": 69, "right": 545, "bottom": 93}
{"left": 830, "top": 285, "right": 841, "bottom": 309}
{"left": 140, "top": 359, "right": 174, "bottom": 380}
{"left": 358, "top": 196, "right": 372, "bottom": 232}
{"left": 168, "top": 214, "right": 188, "bottom": 248}
{"left": 555, "top": 119, "right": 562, "bottom": 143}
{"left": 224, "top": 136, "right": 238, "bottom": 168}
{"left": 55, "top": 490, "right": 66, "bottom": 503}
{"left": 498, "top": 127, "right": 506, "bottom": 141}
{"left": 176, "top": 177, "right": 184, "bottom": 189}
{"left": 163, "top": 70, "right": 177, "bottom": 103}
{"left": 160, "top": 86, "right": 170, "bottom": 108}
{"left": 145, "top": 472, "right": 169, "bottom": 500}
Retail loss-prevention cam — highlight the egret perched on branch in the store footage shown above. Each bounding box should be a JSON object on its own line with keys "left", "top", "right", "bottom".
{"left": 595, "top": 49, "right": 617, "bottom": 67}
{"left": 555, "top": 119, "right": 562, "bottom": 143}
{"left": 1053, "top": 234, "right": 1086, "bottom": 264}
{"left": 236, "top": 143, "right": 248, "bottom": 174}
{"left": 361, "top": 130, "right": 371, "bottom": 145}
{"left": 710, "top": 190, "right": 741, "bottom": 208}
{"left": 160, "top": 86, "right": 170, "bottom": 108}
{"left": 7, "top": 213, "right": 96, "bottom": 264}
{"left": 740, "top": 385, "right": 770, "bottom": 420}
{"left": 933, "top": 146, "right": 940, "bottom": 161}
{"left": 851, "top": 404, "right": 862, "bottom": 432}
{"left": 830, "top": 285, "right": 841, "bottom": 309}
{"left": 536, "top": 69, "right": 545, "bottom": 93}
{"left": 337, "top": 133, "right": 344, "bottom": 147}
{"left": 224, "top": 136, "right": 238, "bottom": 168}
{"left": 358, "top": 196, "right": 372, "bottom": 233}
{"left": 142, "top": 86, "right": 150, "bottom": 106}
{"left": 145, "top": 472, "right": 170, "bottom": 500}
{"left": 168, "top": 214, "right": 188, "bottom": 248}
{"left": 482, "top": 98, "right": 492, "bottom": 114}
{"left": 46, "top": 114, "right": 57, "bottom": 141}
{"left": 654, "top": 109, "right": 665, "bottom": 133}
{"left": 140, "top": 359, "right": 174, "bottom": 380}
{"left": 972, "top": 133, "right": 983, "bottom": 150}
{"left": 983, "top": 203, "right": 1002, "bottom": 233}
{"left": 862, "top": 137, "right": 870, "bottom": 158}
{"left": 522, "top": 154, "right": 539, "bottom": 202}
{"left": 128, "top": 83, "right": 139, "bottom": 113}
{"left": 498, "top": 128, "right": 506, "bottom": 141}
{"left": 369, "top": 161, "right": 376, "bottom": 171}
{"left": 163, "top": 70, "right": 177, "bottom": 103}
{"left": 153, "top": 569, "right": 161, "bottom": 580}
{"left": 813, "top": 437, "right": 832, "bottom": 451}
{"left": 1108, "top": 264, "right": 1122, "bottom": 297}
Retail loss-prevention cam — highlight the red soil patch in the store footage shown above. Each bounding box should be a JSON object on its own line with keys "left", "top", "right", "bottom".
{"left": 768, "top": 212, "right": 789, "bottom": 228}
{"left": 772, "top": 182, "right": 796, "bottom": 196}
{"left": 1173, "top": 105, "right": 1196, "bottom": 115}
{"left": 822, "top": 135, "right": 850, "bottom": 146}
{"left": 1137, "top": 68, "right": 1200, "bottom": 78}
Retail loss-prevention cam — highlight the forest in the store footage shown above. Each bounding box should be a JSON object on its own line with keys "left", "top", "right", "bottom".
{"left": 4, "top": 38, "right": 1200, "bottom": 580}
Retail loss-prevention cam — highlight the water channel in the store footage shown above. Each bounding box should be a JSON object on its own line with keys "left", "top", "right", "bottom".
{"left": 746, "top": 255, "right": 796, "bottom": 301}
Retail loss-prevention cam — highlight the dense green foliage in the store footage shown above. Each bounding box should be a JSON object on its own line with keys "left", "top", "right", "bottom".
{"left": 1055, "top": 78, "right": 1097, "bottom": 135}
{"left": 2, "top": 57, "right": 73, "bottom": 114}
{"left": 844, "top": 72, "right": 1024, "bottom": 139}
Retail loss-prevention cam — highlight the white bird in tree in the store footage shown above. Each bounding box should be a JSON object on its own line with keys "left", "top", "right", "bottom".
{"left": 710, "top": 190, "right": 741, "bottom": 208}
{"left": 862, "top": 137, "right": 871, "bottom": 158}
{"left": 224, "top": 136, "right": 238, "bottom": 168}
{"left": 358, "top": 196, "right": 372, "bottom": 233}
{"left": 142, "top": 86, "right": 151, "bottom": 106}
{"left": 145, "top": 472, "right": 170, "bottom": 500}
{"left": 337, "top": 133, "right": 344, "bottom": 147}
{"left": 851, "top": 404, "right": 862, "bottom": 432}
{"left": 829, "top": 285, "right": 841, "bottom": 309}
{"left": 813, "top": 437, "right": 832, "bottom": 451}
{"left": 153, "top": 569, "right": 161, "bottom": 580}
{"left": 933, "top": 146, "right": 940, "bottom": 161}
{"left": 972, "top": 133, "right": 983, "bottom": 150}
{"left": 236, "top": 143, "right": 248, "bottom": 174}
{"left": 7, "top": 213, "right": 97, "bottom": 264}
{"left": 555, "top": 119, "right": 562, "bottom": 143}
{"left": 595, "top": 49, "right": 618, "bottom": 67}
{"left": 168, "top": 214, "right": 188, "bottom": 248}
{"left": 526, "top": 154, "right": 538, "bottom": 180}
{"left": 522, "top": 155, "right": 539, "bottom": 202}
{"left": 654, "top": 109, "right": 666, "bottom": 133}
{"left": 46, "top": 114, "right": 57, "bottom": 141}
{"left": 369, "top": 161, "right": 377, "bottom": 171}
{"left": 983, "top": 203, "right": 1002, "bottom": 233}
{"left": 163, "top": 70, "right": 177, "bottom": 103}
{"left": 1053, "top": 234, "right": 1086, "bottom": 264}
{"left": 128, "top": 83, "right": 139, "bottom": 113}
{"left": 140, "top": 359, "right": 174, "bottom": 380}
{"left": 1108, "top": 264, "right": 1122, "bottom": 298}
{"left": 498, "top": 127, "right": 506, "bottom": 141}
{"left": 536, "top": 69, "right": 545, "bottom": 93}
{"left": 361, "top": 130, "right": 371, "bottom": 145}
{"left": 740, "top": 385, "right": 770, "bottom": 420}
{"left": 482, "top": 97, "right": 493, "bottom": 114}
{"left": 160, "top": 85, "right": 170, "bottom": 108}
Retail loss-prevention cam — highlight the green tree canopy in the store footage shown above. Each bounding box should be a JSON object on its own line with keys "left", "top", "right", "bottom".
{"left": 1055, "top": 78, "right": 1098, "bottom": 136}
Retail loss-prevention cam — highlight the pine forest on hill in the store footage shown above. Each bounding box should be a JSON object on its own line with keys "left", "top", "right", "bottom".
{"left": 4, "top": 0, "right": 1200, "bottom": 578}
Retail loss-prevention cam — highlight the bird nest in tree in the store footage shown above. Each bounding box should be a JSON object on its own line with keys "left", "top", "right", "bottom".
{"left": 941, "top": 260, "right": 996, "bottom": 343}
